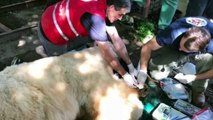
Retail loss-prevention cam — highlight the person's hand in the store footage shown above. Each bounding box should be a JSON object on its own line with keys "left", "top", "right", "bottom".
{"left": 174, "top": 73, "right": 196, "bottom": 84}
{"left": 136, "top": 70, "right": 148, "bottom": 89}
{"left": 122, "top": 73, "right": 137, "bottom": 88}
{"left": 127, "top": 63, "right": 138, "bottom": 78}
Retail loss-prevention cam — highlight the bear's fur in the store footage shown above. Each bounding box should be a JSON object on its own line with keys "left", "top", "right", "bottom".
{"left": 0, "top": 47, "right": 143, "bottom": 120}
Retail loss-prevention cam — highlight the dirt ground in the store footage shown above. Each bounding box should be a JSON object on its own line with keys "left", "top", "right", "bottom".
{"left": 0, "top": 3, "right": 45, "bottom": 70}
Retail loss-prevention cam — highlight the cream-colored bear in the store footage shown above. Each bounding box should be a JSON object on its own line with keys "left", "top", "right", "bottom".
{"left": 0, "top": 47, "right": 143, "bottom": 120}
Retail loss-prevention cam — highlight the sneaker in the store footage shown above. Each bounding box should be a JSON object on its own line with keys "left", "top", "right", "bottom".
{"left": 35, "top": 45, "right": 48, "bottom": 57}
{"left": 192, "top": 92, "right": 205, "bottom": 108}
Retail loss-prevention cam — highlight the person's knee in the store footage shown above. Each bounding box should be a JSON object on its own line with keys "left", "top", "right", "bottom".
{"left": 194, "top": 53, "right": 213, "bottom": 73}
{"left": 192, "top": 80, "right": 209, "bottom": 93}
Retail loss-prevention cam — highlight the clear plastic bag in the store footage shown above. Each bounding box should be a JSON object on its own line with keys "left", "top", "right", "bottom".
{"left": 160, "top": 78, "right": 189, "bottom": 100}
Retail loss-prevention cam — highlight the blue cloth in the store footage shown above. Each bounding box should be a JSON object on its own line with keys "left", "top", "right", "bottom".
{"left": 156, "top": 17, "right": 213, "bottom": 54}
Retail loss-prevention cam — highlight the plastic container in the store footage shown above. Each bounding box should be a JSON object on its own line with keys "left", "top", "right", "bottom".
{"left": 152, "top": 103, "right": 191, "bottom": 120}
{"left": 174, "top": 99, "right": 201, "bottom": 117}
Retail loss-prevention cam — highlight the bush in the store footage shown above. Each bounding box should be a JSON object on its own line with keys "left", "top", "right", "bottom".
{"left": 134, "top": 20, "right": 156, "bottom": 43}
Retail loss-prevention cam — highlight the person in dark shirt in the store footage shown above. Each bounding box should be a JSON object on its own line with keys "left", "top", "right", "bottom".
{"left": 137, "top": 16, "right": 213, "bottom": 107}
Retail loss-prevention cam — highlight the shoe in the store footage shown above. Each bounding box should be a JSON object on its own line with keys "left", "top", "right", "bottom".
{"left": 192, "top": 92, "right": 205, "bottom": 108}
{"left": 35, "top": 45, "right": 47, "bottom": 57}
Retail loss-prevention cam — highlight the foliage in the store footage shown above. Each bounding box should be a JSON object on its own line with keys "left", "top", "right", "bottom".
{"left": 134, "top": 20, "right": 156, "bottom": 43}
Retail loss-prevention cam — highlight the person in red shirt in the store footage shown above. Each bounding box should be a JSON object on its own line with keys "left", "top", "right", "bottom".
{"left": 37, "top": 0, "right": 138, "bottom": 88}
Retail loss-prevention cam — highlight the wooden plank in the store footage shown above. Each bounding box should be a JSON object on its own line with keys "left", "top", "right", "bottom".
{"left": 0, "top": 0, "right": 46, "bottom": 13}
{"left": 0, "top": 24, "right": 37, "bottom": 44}
{"left": 0, "top": 24, "right": 42, "bottom": 71}
{"left": 0, "top": 22, "right": 12, "bottom": 32}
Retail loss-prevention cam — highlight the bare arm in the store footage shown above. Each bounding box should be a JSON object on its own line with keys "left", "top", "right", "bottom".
{"left": 140, "top": 37, "right": 162, "bottom": 71}
{"left": 195, "top": 68, "right": 213, "bottom": 80}
{"left": 96, "top": 41, "right": 126, "bottom": 76}
{"left": 105, "top": 26, "right": 132, "bottom": 65}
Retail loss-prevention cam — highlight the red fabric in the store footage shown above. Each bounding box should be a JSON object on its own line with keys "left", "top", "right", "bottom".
{"left": 41, "top": 0, "right": 107, "bottom": 45}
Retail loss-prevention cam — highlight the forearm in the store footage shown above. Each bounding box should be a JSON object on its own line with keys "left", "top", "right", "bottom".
{"left": 140, "top": 37, "right": 161, "bottom": 71}
{"left": 102, "top": 50, "right": 127, "bottom": 76}
{"left": 97, "top": 42, "right": 126, "bottom": 76}
{"left": 114, "top": 41, "right": 132, "bottom": 65}
{"left": 140, "top": 45, "right": 151, "bottom": 71}
{"left": 195, "top": 69, "right": 213, "bottom": 80}
{"left": 106, "top": 26, "right": 132, "bottom": 65}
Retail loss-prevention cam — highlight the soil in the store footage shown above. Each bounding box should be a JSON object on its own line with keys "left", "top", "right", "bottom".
{"left": 0, "top": 3, "right": 45, "bottom": 70}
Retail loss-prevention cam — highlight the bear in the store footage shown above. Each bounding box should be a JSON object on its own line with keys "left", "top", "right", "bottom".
{"left": 0, "top": 47, "right": 143, "bottom": 120}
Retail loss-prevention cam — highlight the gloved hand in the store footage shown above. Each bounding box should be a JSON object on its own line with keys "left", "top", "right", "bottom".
{"left": 122, "top": 73, "right": 137, "bottom": 88}
{"left": 127, "top": 63, "right": 138, "bottom": 78}
{"left": 174, "top": 73, "right": 196, "bottom": 84}
{"left": 136, "top": 70, "right": 148, "bottom": 89}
